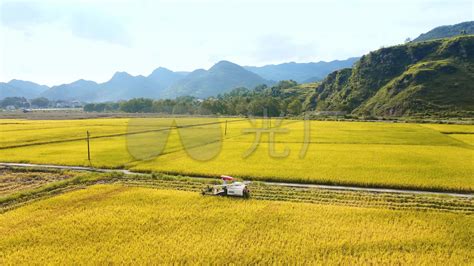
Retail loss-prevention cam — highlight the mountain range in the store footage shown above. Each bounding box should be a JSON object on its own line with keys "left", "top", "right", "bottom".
{"left": 413, "top": 21, "right": 474, "bottom": 42}
{"left": 309, "top": 35, "right": 474, "bottom": 116}
{"left": 0, "top": 80, "right": 49, "bottom": 99}
{"left": 1, "top": 20, "right": 473, "bottom": 118}
{"left": 305, "top": 21, "right": 474, "bottom": 116}
{"left": 164, "top": 61, "right": 271, "bottom": 99}
{"left": 244, "top": 58, "right": 359, "bottom": 83}
{"left": 0, "top": 58, "right": 356, "bottom": 102}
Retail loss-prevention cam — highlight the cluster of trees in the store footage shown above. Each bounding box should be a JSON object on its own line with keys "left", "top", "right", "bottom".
{"left": 0, "top": 97, "right": 51, "bottom": 109}
{"left": 83, "top": 102, "right": 120, "bottom": 112}
{"left": 84, "top": 81, "right": 311, "bottom": 116}
{"left": 30, "top": 97, "right": 50, "bottom": 108}
{"left": 0, "top": 97, "right": 86, "bottom": 109}
{"left": 0, "top": 97, "right": 30, "bottom": 108}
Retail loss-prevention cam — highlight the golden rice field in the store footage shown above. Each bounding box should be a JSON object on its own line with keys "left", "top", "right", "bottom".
{"left": 0, "top": 118, "right": 473, "bottom": 191}
{"left": 0, "top": 184, "right": 472, "bottom": 264}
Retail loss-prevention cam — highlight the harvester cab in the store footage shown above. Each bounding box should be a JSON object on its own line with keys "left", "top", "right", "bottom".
{"left": 201, "top": 175, "right": 250, "bottom": 198}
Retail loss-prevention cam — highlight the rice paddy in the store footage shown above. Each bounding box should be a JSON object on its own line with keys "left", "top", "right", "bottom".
{"left": 1, "top": 184, "right": 472, "bottom": 264}
{"left": 0, "top": 118, "right": 472, "bottom": 191}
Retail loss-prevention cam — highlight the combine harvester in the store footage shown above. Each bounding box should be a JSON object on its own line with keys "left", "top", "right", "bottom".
{"left": 201, "top": 175, "right": 251, "bottom": 198}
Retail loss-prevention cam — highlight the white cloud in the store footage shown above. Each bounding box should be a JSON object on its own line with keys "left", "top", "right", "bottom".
{"left": 0, "top": 1, "right": 130, "bottom": 46}
{"left": 0, "top": 0, "right": 472, "bottom": 85}
{"left": 253, "top": 35, "right": 318, "bottom": 63}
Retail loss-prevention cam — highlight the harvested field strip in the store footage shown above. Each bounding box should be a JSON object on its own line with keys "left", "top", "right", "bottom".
{"left": 0, "top": 169, "right": 73, "bottom": 197}
{"left": 116, "top": 177, "right": 474, "bottom": 214}
{"left": 2, "top": 170, "right": 473, "bottom": 214}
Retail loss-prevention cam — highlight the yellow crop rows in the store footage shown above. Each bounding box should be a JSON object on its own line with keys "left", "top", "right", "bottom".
{"left": 1, "top": 185, "right": 472, "bottom": 264}
{"left": 0, "top": 118, "right": 472, "bottom": 191}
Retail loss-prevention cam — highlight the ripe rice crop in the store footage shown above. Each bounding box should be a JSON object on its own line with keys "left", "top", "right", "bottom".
{"left": 0, "top": 118, "right": 472, "bottom": 191}
{"left": 0, "top": 185, "right": 472, "bottom": 264}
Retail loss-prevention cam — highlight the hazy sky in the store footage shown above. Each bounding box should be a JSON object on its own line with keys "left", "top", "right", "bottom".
{"left": 0, "top": 0, "right": 472, "bottom": 86}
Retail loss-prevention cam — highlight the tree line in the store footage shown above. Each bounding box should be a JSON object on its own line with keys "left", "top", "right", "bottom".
{"left": 84, "top": 81, "right": 312, "bottom": 116}
{"left": 0, "top": 97, "right": 69, "bottom": 109}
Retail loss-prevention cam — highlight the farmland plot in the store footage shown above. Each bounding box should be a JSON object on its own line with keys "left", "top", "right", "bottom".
{"left": 0, "top": 185, "right": 472, "bottom": 264}
{"left": 0, "top": 118, "right": 472, "bottom": 191}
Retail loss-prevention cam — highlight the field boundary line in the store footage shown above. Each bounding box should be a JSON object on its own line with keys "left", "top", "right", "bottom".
{"left": 1, "top": 162, "right": 472, "bottom": 199}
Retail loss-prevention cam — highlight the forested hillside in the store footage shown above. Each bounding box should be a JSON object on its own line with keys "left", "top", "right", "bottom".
{"left": 312, "top": 35, "right": 474, "bottom": 116}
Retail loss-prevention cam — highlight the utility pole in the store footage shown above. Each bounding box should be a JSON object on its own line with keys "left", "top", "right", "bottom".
{"left": 86, "top": 130, "right": 91, "bottom": 162}
{"left": 224, "top": 120, "right": 228, "bottom": 136}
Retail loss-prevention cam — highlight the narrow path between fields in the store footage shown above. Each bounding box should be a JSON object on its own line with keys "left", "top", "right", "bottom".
{"left": 1, "top": 162, "right": 472, "bottom": 198}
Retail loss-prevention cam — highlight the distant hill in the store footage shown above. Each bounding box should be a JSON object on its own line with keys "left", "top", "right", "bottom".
{"left": 42, "top": 67, "right": 184, "bottom": 102}
{"left": 311, "top": 35, "right": 474, "bottom": 116}
{"left": 147, "top": 67, "right": 187, "bottom": 89}
{"left": 42, "top": 79, "right": 100, "bottom": 101}
{"left": 1, "top": 59, "right": 358, "bottom": 101}
{"left": 244, "top": 58, "right": 358, "bottom": 83}
{"left": 413, "top": 21, "right": 474, "bottom": 42}
{"left": 36, "top": 62, "right": 272, "bottom": 101}
{"left": 0, "top": 80, "right": 49, "bottom": 99}
{"left": 165, "top": 61, "right": 271, "bottom": 98}
{"left": 97, "top": 72, "right": 162, "bottom": 101}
